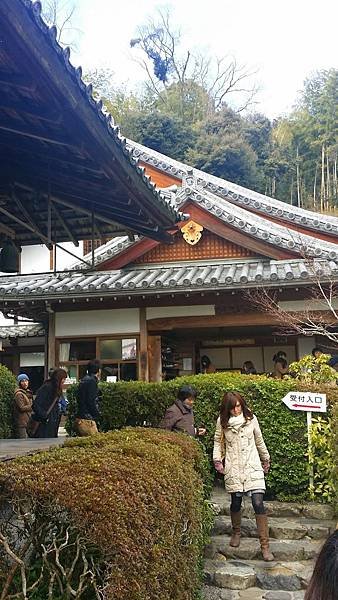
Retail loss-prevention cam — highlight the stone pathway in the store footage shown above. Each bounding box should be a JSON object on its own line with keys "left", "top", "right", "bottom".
{"left": 0, "top": 427, "right": 67, "bottom": 461}
{"left": 203, "top": 489, "right": 336, "bottom": 600}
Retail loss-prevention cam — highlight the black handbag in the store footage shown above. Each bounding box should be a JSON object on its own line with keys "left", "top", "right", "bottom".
{"left": 26, "top": 395, "right": 59, "bottom": 438}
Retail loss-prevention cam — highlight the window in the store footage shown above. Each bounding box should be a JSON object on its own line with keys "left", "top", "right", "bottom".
{"left": 99, "top": 339, "right": 137, "bottom": 360}
{"left": 57, "top": 336, "right": 138, "bottom": 382}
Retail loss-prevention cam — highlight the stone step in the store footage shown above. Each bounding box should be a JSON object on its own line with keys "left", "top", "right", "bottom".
{"left": 204, "top": 558, "right": 312, "bottom": 592}
{"left": 210, "top": 491, "right": 335, "bottom": 521}
{"left": 212, "top": 515, "right": 335, "bottom": 540}
{"left": 202, "top": 585, "right": 305, "bottom": 599}
{"left": 205, "top": 536, "right": 321, "bottom": 562}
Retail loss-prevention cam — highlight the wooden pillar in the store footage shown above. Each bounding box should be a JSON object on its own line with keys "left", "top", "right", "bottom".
{"left": 48, "top": 312, "right": 56, "bottom": 373}
{"left": 12, "top": 352, "right": 20, "bottom": 376}
{"left": 139, "top": 307, "right": 149, "bottom": 382}
{"left": 148, "top": 335, "right": 162, "bottom": 382}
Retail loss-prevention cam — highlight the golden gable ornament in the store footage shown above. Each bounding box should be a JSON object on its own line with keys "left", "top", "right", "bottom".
{"left": 181, "top": 220, "right": 204, "bottom": 245}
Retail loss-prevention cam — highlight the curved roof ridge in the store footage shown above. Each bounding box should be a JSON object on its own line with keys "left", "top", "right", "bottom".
{"left": 177, "top": 184, "right": 338, "bottom": 261}
{"left": 68, "top": 235, "right": 141, "bottom": 270}
{"left": 127, "top": 139, "right": 338, "bottom": 235}
{"left": 16, "top": 0, "right": 183, "bottom": 229}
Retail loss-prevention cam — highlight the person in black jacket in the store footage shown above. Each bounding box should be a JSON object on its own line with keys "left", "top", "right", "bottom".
{"left": 75, "top": 359, "right": 102, "bottom": 436}
{"left": 32, "top": 368, "right": 67, "bottom": 438}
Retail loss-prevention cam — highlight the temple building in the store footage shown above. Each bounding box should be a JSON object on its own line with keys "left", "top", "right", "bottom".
{"left": 1, "top": 137, "right": 338, "bottom": 382}
{"left": 0, "top": 0, "right": 337, "bottom": 383}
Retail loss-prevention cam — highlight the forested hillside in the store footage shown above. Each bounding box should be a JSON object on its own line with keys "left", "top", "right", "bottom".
{"left": 84, "top": 14, "right": 337, "bottom": 212}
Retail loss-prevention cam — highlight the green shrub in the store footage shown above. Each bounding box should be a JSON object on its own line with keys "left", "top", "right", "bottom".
{"left": 289, "top": 353, "right": 338, "bottom": 384}
{"left": 0, "top": 364, "right": 16, "bottom": 438}
{"left": 309, "top": 416, "right": 336, "bottom": 503}
{"left": 331, "top": 402, "right": 338, "bottom": 513}
{"left": 0, "top": 428, "right": 212, "bottom": 600}
{"left": 67, "top": 373, "right": 338, "bottom": 501}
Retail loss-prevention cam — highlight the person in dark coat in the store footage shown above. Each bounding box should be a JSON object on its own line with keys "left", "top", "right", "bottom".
{"left": 201, "top": 355, "right": 216, "bottom": 374}
{"left": 13, "top": 373, "right": 33, "bottom": 438}
{"left": 75, "top": 359, "right": 102, "bottom": 435}
{"left": 241, "top": 361, "right": 257, "bottom": 375}
{"left": 160, "top": 385, "right": 206, "bottom": 437}
{"left": 32, "top": 368, "right": 67, "bottom": 438}
{"left": 304, "top": 530, "right": 338, "bottom": 600}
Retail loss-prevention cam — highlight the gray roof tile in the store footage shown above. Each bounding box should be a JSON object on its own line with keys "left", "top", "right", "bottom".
{"left": 0, "top": 323, "right": 45, "bottom": 338}
{"left": 127, "top": 139, "right": 338, "bottom": 237}
{"left": 14, "top": 1, "right": 184, "bottom": 231}
{"left": 0, "top": 259, "right": 337, "bottom": 302}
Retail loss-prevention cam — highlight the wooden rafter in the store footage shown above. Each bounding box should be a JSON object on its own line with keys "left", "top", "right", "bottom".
{"left": 0, "top": 121, "right": 75, "bottom": 147}
{"left": 12, "top": 188, "right": 50, "bottom": 248}
{"left": 0, "top": 71, "right": 35, "bottom": 91}
{"left": 0, "top": 97, "right": 61, "bottom": 123}
{"left": 51, "top": 201, "right": 79, "bottom": 247}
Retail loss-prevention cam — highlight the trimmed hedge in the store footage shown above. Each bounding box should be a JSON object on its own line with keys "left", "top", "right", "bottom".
{"left": 67, "top": 373, "right": 338, "bottom": 501}
{"left": 0, "top": 364, "right": 16, "bottom": 438}
{"left": 332, "top": 402, "right": 338, "bottom": 512}
{"left": 0, "top": 428, "right": 213, "bottom": 600}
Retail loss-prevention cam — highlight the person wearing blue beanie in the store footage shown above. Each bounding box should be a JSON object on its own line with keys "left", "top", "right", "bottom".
{"left": 13, "top": 373, "right": 33, "bottom": 438}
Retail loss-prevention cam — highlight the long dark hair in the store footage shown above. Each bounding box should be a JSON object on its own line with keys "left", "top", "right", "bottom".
{"left": 219, "top": 391, "right": 253, "bottom": 429}
{"left": 49, "top": 368, "right": 67, "bottom": 396}
{"left": 304, "top": 530, "right": 338, "bottom": 600}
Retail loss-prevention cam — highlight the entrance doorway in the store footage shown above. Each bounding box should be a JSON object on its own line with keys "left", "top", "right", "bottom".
{"left": 161, "top": 326, "right": 297, "bottom": 380}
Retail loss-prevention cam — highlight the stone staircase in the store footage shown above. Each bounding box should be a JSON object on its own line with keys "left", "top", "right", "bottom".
{"left": 203, "top": 488, "right": 336, "bottom": 600}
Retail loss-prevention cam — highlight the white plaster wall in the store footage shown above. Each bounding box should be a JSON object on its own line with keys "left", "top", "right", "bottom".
{"left": 20, "top": 243, "right": 85, "bottom": 274}
{"left": 279, "top": 299, "right": 338, "bottom": 311}
{"left": 55, "top": 309, "right": 140, "bottom": 336}
{"left": 146, "top": 305, "right": 215, "bottom": 320}
{"left": 20, "top": 352, "right": 45, "bottom": 367}
{"left": 297, "top": 336, "right": 316, "bottom": 358}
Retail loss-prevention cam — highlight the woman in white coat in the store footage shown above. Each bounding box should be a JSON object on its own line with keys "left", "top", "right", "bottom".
{"left": 213, "top": 390, "right": 274, "bottom": 561}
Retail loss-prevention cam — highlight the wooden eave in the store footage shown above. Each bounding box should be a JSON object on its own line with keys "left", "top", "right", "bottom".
{"left": 0, "top": 0, "right": 182, "bottom": 246}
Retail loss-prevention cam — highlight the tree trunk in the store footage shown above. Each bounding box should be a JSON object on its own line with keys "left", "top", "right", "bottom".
{"left": 290, "top": 176, "right": 294, "bottom": 205}
{"left": 313, "top": 164, "right": 317, "bottom": 210}
{"left": 272, "top": 176, "right": 276, "bottom": 198}
{"left": 320, "top": 143, "right": 325, "bottom": 212}
{"left": 326, "top": 148, "right": 331, "bottom": 209}
{"left": 296, "top": 146, "right": 301, "bottom": 207}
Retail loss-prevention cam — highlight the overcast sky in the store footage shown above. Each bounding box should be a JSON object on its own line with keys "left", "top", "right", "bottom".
{"left": 64, "top": 0, "right": 338, "bottom": 118}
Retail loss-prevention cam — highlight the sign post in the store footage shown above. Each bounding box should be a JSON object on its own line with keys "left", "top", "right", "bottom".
{"left": 281, "top": 392, "right": 327, "bottom": 491}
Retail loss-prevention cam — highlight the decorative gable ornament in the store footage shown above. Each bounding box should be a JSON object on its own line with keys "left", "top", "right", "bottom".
{"left": 181, "top": 220, "right": 204, "bottom": 245}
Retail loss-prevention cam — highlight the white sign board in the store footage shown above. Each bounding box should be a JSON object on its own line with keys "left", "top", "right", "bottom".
{"left": 64, "top": 377, "right": 77, "bottom": 385}
{"left": 106, "top": 376, "right": 117, "bottom": 383}
{"left": 282, "top": 391, "right": 327, "bottom": 413}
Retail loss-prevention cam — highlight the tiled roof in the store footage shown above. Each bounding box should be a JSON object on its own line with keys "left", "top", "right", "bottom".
{"left": 128, "top": 139, "right": 338, "bottom": 237}
{"left": 69, "top": 177, "right": 338, "bottom": 271}
{"left": 0, "top": 323, "right": 45, "bottom": 338}
{"left": 26, "top": 1, "right": 183, "bottom": 227}
{"left": 0, "top": 259, "right": 337, "bottom": 300}
{"left": 0, "top": 0, "right": 184, "bottom": 247}
{"left": 69, "top": 235, "right": 140, "bottom": 270}
{"left": 176, "top": 184, "right": 338, "bottom": 261}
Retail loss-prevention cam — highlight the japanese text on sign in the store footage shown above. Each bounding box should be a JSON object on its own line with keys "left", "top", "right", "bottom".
{"left": 282, "top": 392, "right": 327, "bottom": 413}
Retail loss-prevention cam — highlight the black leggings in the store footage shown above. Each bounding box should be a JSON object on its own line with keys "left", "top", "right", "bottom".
{"left": 230, "top": 492, "right": 265, "bottom": 515}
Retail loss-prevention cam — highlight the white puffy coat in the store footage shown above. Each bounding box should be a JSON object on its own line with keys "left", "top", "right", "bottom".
{"left": 213, "top": 415, "right": 270, "bottom": 493}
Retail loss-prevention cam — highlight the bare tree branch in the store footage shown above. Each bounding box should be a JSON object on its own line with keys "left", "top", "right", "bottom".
{"left": 41, "top": 0, "right": 80, "bottom": 50}
{"left": 246, "top": 257, "right": 338, "bottom": 343}
{"left": 130, "top": 7, "right": 258, "bottom": 116}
